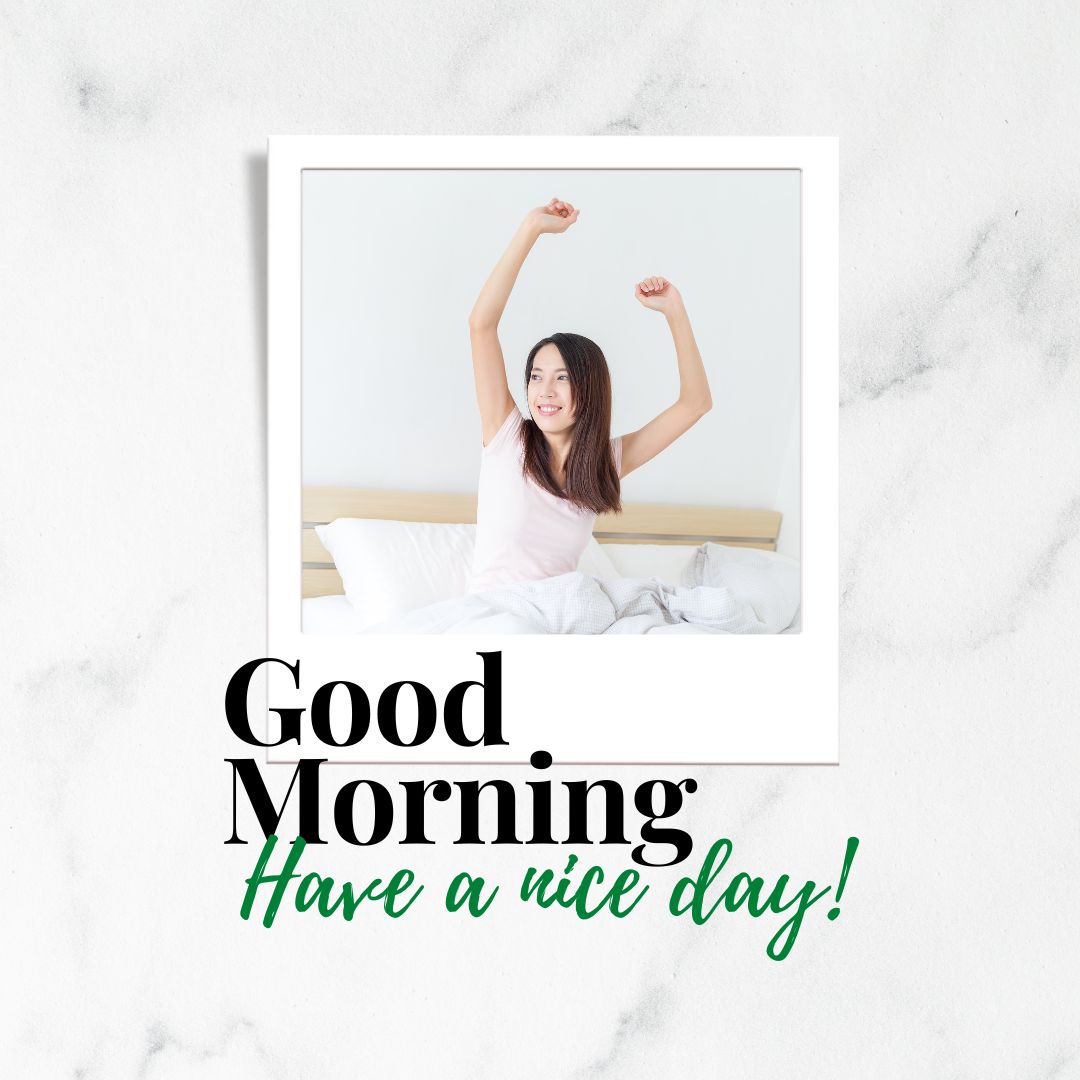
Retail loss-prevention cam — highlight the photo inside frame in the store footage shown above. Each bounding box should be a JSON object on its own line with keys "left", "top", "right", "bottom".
{"left": 299, "top": 167, "right": 801, "bottom": 640}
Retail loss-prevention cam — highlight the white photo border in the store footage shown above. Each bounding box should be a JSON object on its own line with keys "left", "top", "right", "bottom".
{"left": 267, "top": 135, "right": 838, "bottom": 765}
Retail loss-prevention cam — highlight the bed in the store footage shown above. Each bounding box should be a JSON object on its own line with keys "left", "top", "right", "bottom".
{"left": 302, "top": 486, "right": 800, "bottom": 635}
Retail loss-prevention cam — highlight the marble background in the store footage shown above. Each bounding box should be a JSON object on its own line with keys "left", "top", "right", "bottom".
{"left": 4, "top": 1, "right": 1079, "bottom": 1076}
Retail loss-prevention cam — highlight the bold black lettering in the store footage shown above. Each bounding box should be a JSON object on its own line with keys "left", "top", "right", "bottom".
{"left": 399, "top": 780, "right": 453, "bottom": 844}
{"left": 526, "top": 749, "right": 554, "bottom": 844}
{"left": 564, "top": 780, "right": 628, "bottom": 846}
{"left": 225, "top": 757, "right": 326, "bottom": 844}
{"left": 443, "top": 651, "right": 508, "bottom": 747}
{"left": 378, "top": 681, "right": 437, "bottom": 747}
{"left": 633, "top": 778, "right": 698, "bottom": 867}
{"left": 225, "top": 657, "right": 304, "bottom": 747}
{"left": 455, "top": 780, "right": 521, "bottom": 845}
{"left": 334, "top": 779, "right": 394, "bottom": 846}
{"left": 310, "top": 680, "right": 370, "bottom": 747}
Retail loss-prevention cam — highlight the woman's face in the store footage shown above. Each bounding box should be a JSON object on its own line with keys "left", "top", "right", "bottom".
{"left": 528, "top": 343, "right": 576, "bottom": 435}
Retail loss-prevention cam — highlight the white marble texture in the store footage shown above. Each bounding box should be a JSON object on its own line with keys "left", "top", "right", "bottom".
{"left": 3, "top": 1, "right": 1080, "bottom": 1076}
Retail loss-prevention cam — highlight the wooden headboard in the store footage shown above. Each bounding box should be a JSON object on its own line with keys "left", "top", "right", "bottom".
{"left": 302, "top": 486, "right": 782, "bottom": 599}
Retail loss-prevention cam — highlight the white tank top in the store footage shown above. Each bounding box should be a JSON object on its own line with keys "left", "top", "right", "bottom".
{"left": 468, "top": 409, "right": 622, "bottom": 592}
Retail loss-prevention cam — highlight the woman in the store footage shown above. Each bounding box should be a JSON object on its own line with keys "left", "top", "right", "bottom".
{"left": 467, "top": 197, "right": 712, "bottom": 592}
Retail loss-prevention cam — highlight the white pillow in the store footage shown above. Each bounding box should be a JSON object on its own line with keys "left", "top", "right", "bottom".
{"left": 315, "top": 519, "right": 476, "bottom": 628}
{"left": 577, "top": 537, "right": 620, "bottom": 579}
{"left": 601, "top": 543, "right": 701, "bottom": 585}
{"left": 315, "top": 521, "right": 621, "bottom": 627}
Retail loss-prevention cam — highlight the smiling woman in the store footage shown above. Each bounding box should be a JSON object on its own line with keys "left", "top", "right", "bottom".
{"left": 522, "top": 334, "right": 620, "bottom": 511}
{"left": 467, "top": 197, "right": 713, "bottom": 593}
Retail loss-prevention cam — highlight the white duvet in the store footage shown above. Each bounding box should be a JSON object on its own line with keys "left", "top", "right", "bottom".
{"left": 360, "top": 543, "right": 800, "bottom": 635}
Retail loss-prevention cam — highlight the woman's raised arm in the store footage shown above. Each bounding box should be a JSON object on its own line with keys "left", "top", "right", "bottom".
{"left": 468, "top": 199, "right": 580, "bottom": 444}
{"left": 618, "top": 277, "right": 713, "bottom": 478}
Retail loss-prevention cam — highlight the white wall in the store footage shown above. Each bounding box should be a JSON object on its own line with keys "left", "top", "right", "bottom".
{"left": 773, "top": 393, "right": 801, "bottom": 557}
{"left": 303, "top": 168, "right": 800, "bottom": 554}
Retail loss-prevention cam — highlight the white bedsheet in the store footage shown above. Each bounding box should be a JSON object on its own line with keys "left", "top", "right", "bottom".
{"left": 303, "top": 544, "right": 800, "bottom": 635}
{"left": 304, "top": 592, "right": 802, "bottom": 635}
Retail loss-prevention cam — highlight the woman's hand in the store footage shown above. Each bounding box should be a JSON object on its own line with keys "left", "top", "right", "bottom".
{"left": 524, "top": 197, "right": 580, "bottom": 235}
{"left": 634, "top": 276, "right": 684, "bottom": 315}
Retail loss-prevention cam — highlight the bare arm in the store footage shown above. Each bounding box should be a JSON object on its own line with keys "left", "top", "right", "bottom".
{"left": 468, "top": 198, "right": 580, "bottom": 445}
{"left": 619, "top": 277, "right": 713, "bottom": 478}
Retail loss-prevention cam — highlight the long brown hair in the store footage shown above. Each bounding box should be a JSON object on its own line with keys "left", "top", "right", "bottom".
{"left": 521, "top": 333, "right": 622, "bottom": 514}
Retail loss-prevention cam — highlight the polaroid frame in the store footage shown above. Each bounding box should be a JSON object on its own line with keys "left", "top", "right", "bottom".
{"left": 267, "top": 135, "right": 838, "bottom": 765}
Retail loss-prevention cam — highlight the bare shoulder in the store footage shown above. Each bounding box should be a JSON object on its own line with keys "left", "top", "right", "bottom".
{"left": 482, "top": 404, "right": 521, "bottom": 448}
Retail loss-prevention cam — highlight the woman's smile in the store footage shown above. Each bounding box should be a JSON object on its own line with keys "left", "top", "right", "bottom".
{"left": 531, "top": 396, "right": 573, "bottom": 428}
